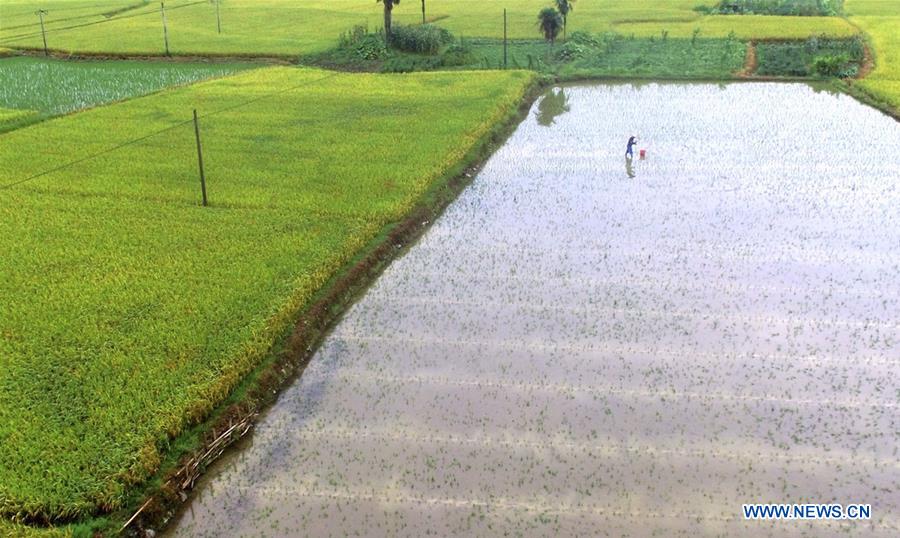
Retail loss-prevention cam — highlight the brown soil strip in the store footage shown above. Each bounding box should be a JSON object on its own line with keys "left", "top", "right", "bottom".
{"left": 839, "top": 16, "right": 874, "bottom": 80}
{"left": 738, "top": 40, "right": 758, "bottom": 78}
{"left": 857, "top": 41, "right": 875, "bottom": 79}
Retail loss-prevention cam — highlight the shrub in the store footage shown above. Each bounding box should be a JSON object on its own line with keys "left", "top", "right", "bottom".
{"left": 357, "top": 35, "right": 388, "bottom": 60}
{"left": 339, "top": 25, "right": 387, "bottom": 60}
{"left": 569, "top": 31, "right": 600, "bottom": 47}
{"left": 812, "top": 53, "right": 851, "bottom": 77}
{"left": 442, "top": 42, "right": 475, "bottom": 66}
{"left": 390, "top": 24, "right": 454, "bottom": 54}
{"left": 555, "top": 41, "right": 587, "bottom": 61}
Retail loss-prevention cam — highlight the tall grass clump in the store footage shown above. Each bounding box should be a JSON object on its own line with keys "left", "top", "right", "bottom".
{"left": 338, "top": 25, "right": 388, "bottom": 60}
{"left": 389, "top": 24, "right": 453, "bottom": 54}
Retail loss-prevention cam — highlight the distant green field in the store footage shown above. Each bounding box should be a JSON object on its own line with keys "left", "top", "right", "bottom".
{"left": 846, "top": 0, "right": 900, "bottom": 109}
{"left": 615, "top": 14, "right": 857, "bottom": 39}
{"left": 0, "top": 56, "right": 254, "bottom": 130}
{"left": 0, "top": 65, "right": 533, "bottom": 522}
{"left": 0, "top": 0, "right": 857, "bottom": 56}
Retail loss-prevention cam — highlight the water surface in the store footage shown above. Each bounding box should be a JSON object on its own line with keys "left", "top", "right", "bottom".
{"left": 168, "top": 82, "right": 900, "bottom": 537}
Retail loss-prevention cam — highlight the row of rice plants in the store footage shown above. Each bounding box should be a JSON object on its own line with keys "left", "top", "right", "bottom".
{"left": 0, "top": 66, "right": 535, "bottom": 522}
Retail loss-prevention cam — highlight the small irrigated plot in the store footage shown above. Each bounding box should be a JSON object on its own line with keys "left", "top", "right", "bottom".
{"left": 170, "top": 83, "right": 900, "bottom": 537}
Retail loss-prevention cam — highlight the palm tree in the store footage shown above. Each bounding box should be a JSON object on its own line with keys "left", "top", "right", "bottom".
{"left": 377, "top": 0, "right": 400, "bottom": 43}
{"left": 537, "top": 7, "right": 563, "bottom": 45}
{"left": 555, "top": 0, "right": 575, "bottom": 41}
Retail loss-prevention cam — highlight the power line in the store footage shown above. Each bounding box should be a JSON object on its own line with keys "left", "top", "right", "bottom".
{"left": 1, "top": 72, "right": 339, "bottom": 191}
{"left": 0, "top": 5, "right": 155, "bottom": 32}
{"left": 0, "top": 1, "right": 207, "bottom": 45}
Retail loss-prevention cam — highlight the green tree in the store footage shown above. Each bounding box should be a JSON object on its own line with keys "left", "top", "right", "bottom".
{"left": 537, "top": 7, "right": 563, "bottom": 44}
{"left": 555, "top": 0, "right": 575, "bottom": 41}
{"left": 377, "top": 0, "right": 400, "bottom": 43}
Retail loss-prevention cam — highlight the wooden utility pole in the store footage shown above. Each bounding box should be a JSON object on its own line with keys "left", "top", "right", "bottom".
{"left": 161, "top": 1, "right": 170, "bottom": 55}
{"left": 193, "top": 110, "right": 208, "bottom": 207}
{"left": 503, "top": 9, "right": 508, "bottom": 70}
{"left": 421, "top": 0, "right": 426, "bottom": 24}
{"left": 37, "top": 9, "right": 49, "bottom": 56}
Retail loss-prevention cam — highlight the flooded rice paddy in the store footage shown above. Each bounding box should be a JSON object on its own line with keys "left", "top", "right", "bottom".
{"left": 169, "top": 83, "right": 900, "bottom": 537}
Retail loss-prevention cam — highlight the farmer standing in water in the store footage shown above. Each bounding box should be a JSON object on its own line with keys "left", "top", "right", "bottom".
{"left": 626, "top": 135, "right": 638, "bottom": 159}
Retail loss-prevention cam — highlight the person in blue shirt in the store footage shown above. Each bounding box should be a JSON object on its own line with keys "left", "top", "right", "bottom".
{"left": 626, "top": 136, "right": 638, "bottom": 158}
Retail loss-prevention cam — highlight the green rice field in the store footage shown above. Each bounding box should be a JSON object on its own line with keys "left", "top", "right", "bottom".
{"left": 0, "top": 0, "right": 858, "bottom": 56}
{"left": 0, "top": 56, "right": 254, "bottom": 130}
{"left": 0, "top": 65, "right": 534, "bottom": 522}
{"left": 846, "top": 0, "right": 900, "bottom": 109}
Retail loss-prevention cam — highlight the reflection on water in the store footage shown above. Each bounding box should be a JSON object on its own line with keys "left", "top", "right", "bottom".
{"left": 535, "top": 88, "right": 570, "bottom": 126}
{"left": 167, "top": 83, "right": 900, "bottom": 537}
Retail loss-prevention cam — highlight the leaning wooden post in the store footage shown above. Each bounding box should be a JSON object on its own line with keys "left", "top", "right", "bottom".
{"left": 503, "top": 9, "right": 508, "bottom": 70}
{"left": 161, "top": 1, "right": 170, "bottom": 56}
{"left": 193, "top": 110, "right": 208, "bottom": 207}
{"left": 37, "top": 9, "right": 49, "bottom": 56}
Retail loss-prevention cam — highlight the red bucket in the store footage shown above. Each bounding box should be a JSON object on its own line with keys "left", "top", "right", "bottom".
{"left": 639, "top": 149, "right": 647, "bottom": 159}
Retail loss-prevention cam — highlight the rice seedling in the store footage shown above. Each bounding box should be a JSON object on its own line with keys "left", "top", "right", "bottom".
{"left": 167, "top": 82, "right": 900, "bottom": 536}
{"left": 0, "top": 65, "right": 534, "bottom": 523}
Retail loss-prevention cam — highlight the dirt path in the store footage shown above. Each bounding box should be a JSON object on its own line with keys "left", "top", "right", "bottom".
{"left": 857, "top": 41, "right": 875, "bottom": 79}
{"left": 738, "top": 40, "right": 758, "bottom": 77}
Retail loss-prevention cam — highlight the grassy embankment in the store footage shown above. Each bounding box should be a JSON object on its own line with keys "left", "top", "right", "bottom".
{"left": 0, "top": 56, "right": 255, "bottom": 131}
{"left": 330, "top": 32, "right": 749, "bottom": 79}
{"left": 845, "top": 0, "right": 900, "bottom": 112}
{"left": 0, "top": 66, "right": 534, "bottom": 528}
{"left": 0, "top": 0, "right": 856, "bottom": 56}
